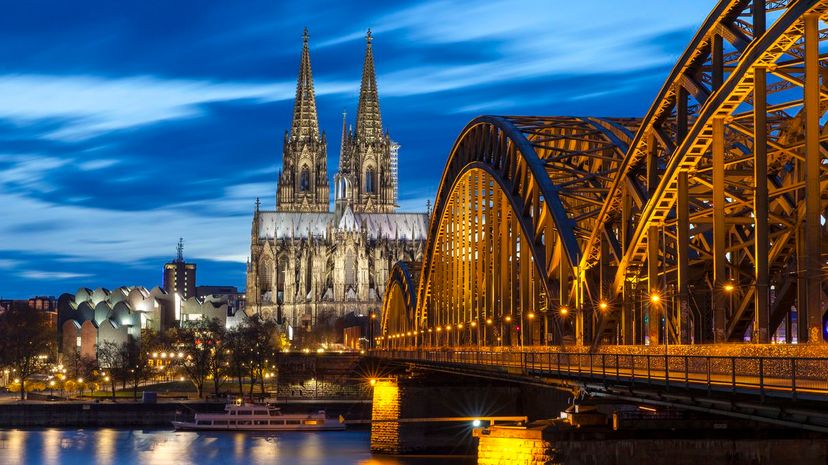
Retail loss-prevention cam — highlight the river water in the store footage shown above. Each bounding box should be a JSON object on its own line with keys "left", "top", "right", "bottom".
{"left": 0, "top": 429, "right": 473, "bottom": 465}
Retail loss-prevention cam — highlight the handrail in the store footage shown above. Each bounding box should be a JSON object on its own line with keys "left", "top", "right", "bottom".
{"left": 370, "top": 349, "right": 828, "bottom": 401}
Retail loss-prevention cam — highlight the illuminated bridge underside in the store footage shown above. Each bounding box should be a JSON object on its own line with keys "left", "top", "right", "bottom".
{"left": 381, "top": 0, "right": 828, "bottom": 350}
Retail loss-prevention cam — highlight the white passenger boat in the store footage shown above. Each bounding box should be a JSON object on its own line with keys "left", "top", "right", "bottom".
{"left": 172, "top": 400, "right": 346, "bottom": 431}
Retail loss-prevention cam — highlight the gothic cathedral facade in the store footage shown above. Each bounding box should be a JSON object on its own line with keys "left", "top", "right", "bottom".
{"left": 246, "top": 30, "right": 428, "bottom": 334}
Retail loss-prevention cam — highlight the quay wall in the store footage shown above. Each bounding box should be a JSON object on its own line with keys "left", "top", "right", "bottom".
{"left": 0, "top": 400, "right": 371, "bottom": 428}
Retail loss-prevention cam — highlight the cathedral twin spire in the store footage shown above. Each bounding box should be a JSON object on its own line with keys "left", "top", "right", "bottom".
{"left": 290, "top": 28, "right": 320, "bottom": 141}
{"left": 278, "top": 28, "right": 394, "bottom": 214}
{"left": 355, "top": 29, "right": 383, "bottom": 144}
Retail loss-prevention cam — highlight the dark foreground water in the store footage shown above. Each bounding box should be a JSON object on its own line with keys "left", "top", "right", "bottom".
{"left": 0, "top": 429, "right": 473, "bottom": 465}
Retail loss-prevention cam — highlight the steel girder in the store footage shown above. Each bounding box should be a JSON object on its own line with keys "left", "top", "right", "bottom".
{"left": 380, "top": 0, "right": 828, "bottom": 350}
{"left": 592, "top": 0, "right": 828, "bottom": 346}
{"left": 377, "top": 116, "right": 638, "bottom": 348}
{"left": 380, "top": 261, "right": 420, "bottom": 348}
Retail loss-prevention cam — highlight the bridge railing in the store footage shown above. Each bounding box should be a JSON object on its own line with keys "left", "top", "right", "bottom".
{"left": 373, "top": 349, "right": 828, "bottom": 401}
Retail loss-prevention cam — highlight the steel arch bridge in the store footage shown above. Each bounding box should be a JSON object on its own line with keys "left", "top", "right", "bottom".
{"left": 381, "top": 0, "right": 828, "bottom": 351}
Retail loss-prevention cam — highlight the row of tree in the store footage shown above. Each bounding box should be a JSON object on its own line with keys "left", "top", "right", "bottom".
{"left": 0, "top": 303, "right": 285, "bottom": 400}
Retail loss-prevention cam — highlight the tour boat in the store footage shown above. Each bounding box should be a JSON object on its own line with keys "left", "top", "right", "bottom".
{"left": 172, "top": 400, "right": 346, "bottom": 431}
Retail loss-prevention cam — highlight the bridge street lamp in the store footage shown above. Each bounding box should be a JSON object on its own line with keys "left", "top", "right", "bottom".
{"left": 503, "top": 315, "right": 512, "bottom": 347}
{"left": 558, "top": 305, "right": 570, "bottom": 346}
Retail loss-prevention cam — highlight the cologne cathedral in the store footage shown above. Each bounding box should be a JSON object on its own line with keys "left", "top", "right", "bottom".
{"left": 246, "top": 29, "right": 428, "bottom": 333}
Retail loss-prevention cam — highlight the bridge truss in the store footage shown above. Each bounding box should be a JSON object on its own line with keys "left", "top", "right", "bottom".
{"left": 381, "top": 0, "right": 828, "bottom": 350}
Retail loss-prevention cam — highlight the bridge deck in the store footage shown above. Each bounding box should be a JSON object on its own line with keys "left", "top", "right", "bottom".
{"left": 375, "top": 349, "right": 828, "bottom": 401}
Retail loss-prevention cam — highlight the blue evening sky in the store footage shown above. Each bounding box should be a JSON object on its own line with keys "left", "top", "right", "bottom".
{"left": 0, "top": 1, "right": 716, "bottom": 298}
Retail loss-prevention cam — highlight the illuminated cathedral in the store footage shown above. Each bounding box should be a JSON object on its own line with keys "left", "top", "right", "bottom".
{"left": 246, "top": 29, "right": 428, "bottom": 333}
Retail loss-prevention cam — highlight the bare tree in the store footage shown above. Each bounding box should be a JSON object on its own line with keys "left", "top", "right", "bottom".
{"left": 121, "top": 333, "right": 152, "bottom": 400}
{"left": 206, "top": 318, "right": 228, "bottom": 398}
{"left": 176, "top": 318, "right": 224, "bottom": 399}
{"left": 0, "top": 305, "right": 54, "bottom": 400}
{"left": 97, "top": 341, "right": 122, "bottom": 400}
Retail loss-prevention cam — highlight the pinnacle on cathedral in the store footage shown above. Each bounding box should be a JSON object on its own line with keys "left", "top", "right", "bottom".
{"left": 276, "top": 28, "right": 330, "bottom": 213}
{"left": 290, "top": 27, "right": 320, "bottom": 140}
{"left": 355, "top": 29, "right": 383, "bottom": 143}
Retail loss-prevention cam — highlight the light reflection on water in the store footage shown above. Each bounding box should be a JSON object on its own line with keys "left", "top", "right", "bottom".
{"left": 0, "top": 429, "right": 472, "bottom": 465}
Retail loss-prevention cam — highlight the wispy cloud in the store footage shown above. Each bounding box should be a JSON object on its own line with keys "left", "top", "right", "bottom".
{"left": 0, "top": 190, "right": 250, "bottom": 265}
{"left": 78, "top": 158, "right": 119, "bottom": 171}
{"left": 20, "top": 270, "right": 93, "bottom": 280}
{"left": 0, "top": 259, "right": 21, "bottom": 269}
{"left": 0, "top": 153, "right": 71, "bottom": 193}
{"left": 0, "top": 74, "right": 355, "bottom": 141}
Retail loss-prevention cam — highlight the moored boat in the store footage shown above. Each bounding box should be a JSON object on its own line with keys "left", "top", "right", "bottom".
{"left": 172, "top": 400, "right": 346, "bottom": 431}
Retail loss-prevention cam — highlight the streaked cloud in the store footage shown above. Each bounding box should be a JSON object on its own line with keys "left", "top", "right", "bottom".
{"left": 20, "top": 270, "right": 93, "bottom": 280}
{"left": 0, "top": 74, "right": 353, "bottom": 140}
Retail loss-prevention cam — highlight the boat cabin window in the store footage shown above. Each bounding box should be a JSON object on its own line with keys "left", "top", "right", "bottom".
{"left": 255, "top": 420, "right": 268, "bottom": 425}
{"left": 254, "top": 410, "right": 267, "bottom": 415}
{"left": 269, "top": 410, "right": 282, "bottom": 416}
{"left": 196, "top": 420, "right": 211, "bottom": 425}
{"left": 304, "top": 420, "right": 320, "bottom": 425}
{"left": 269, "top": 420, "right": 284, "bottom": 425}
{"left": 214, "top": 421, "right": 228, "bottom": 425}
{"left": 286, "top": 420, "right": 300, "bottom": 425}
{"left": 237, "top": 420, "right": 251, "bottom": 425}
{"left": 238, "top": 410, "right": 252, "bottom": 415}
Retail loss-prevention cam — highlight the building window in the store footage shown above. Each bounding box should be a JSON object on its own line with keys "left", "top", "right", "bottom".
{"left": 365, "top": 168, "right": 375, "bottom": 193}
{"left": 300, "top": 166, "right": 310, "bottom": 192}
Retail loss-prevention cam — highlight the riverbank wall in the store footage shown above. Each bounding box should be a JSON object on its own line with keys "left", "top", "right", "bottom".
{"left": 0, "top": 400, "right": 372, "bottom": 428}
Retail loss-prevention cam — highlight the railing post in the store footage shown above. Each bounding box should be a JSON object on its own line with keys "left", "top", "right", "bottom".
{"left": 602, "top": 354, "right": 606, "bottom": 381}
{"left": 665, "top": 354, "right": 670, "bottom": 390}
{"left": 577, "top": 352, "right": 582, "bottom": 381}
{"left": 731, "top": 358, "right": 736, "bottom": 394}
{"left": 684, "top": 356, "right": 689, "bottom": 389}
{"left": 706, "top": 357, "right": 711, "bottom": 396}
{"left": 616, "top": 354, "right": 620, "bottom": 382}
{"left": 759, "top": 357, "right": 765, "bottom": 403}
{"left": 631, "top": 354, "right": 635, "bottom": 383}
{"left": 647, "top": 356, "right": 652, "bottom": 386}
{"left": 791, "top": 358, "right": 797, "bottom": 401}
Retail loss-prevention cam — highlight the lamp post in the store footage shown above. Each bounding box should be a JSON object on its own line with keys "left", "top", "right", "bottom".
{"left": 368, "top": 311, "right": 376, "bottom": 350}
{"left": 504, "top": 315, "right": 512, "bottom": 347}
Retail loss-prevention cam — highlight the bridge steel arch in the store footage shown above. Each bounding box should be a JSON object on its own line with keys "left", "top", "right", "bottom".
{"left": 378, "top": 116, "right": 639, "bottom": 348}
{"left": 590, "top": 0, "right": 828, "bottom": 347}
{"left": 379, "top": 0, "right": 828, "bottom": 350}
{"left": 381, "top": 261, "right": 420, "bottom": 349}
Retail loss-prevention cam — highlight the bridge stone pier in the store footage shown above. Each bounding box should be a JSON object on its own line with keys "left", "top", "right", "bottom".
{"left": 474, "top": 422, "right": 828, "bottom": 465}
{"left": 369, "top": 372, "right": 569, "bottom": 454}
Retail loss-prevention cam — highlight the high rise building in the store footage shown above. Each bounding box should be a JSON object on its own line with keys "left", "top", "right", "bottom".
{"left": 163, "top": 238, "right": 196, "bottom": 299}
{"left": 246, "top": 29, "right": 428, "bottom": 334}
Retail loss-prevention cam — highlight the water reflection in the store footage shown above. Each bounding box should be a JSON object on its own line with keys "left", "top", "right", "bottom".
{"left": 0, "top": 430, "right": 472, "bottom": 465}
